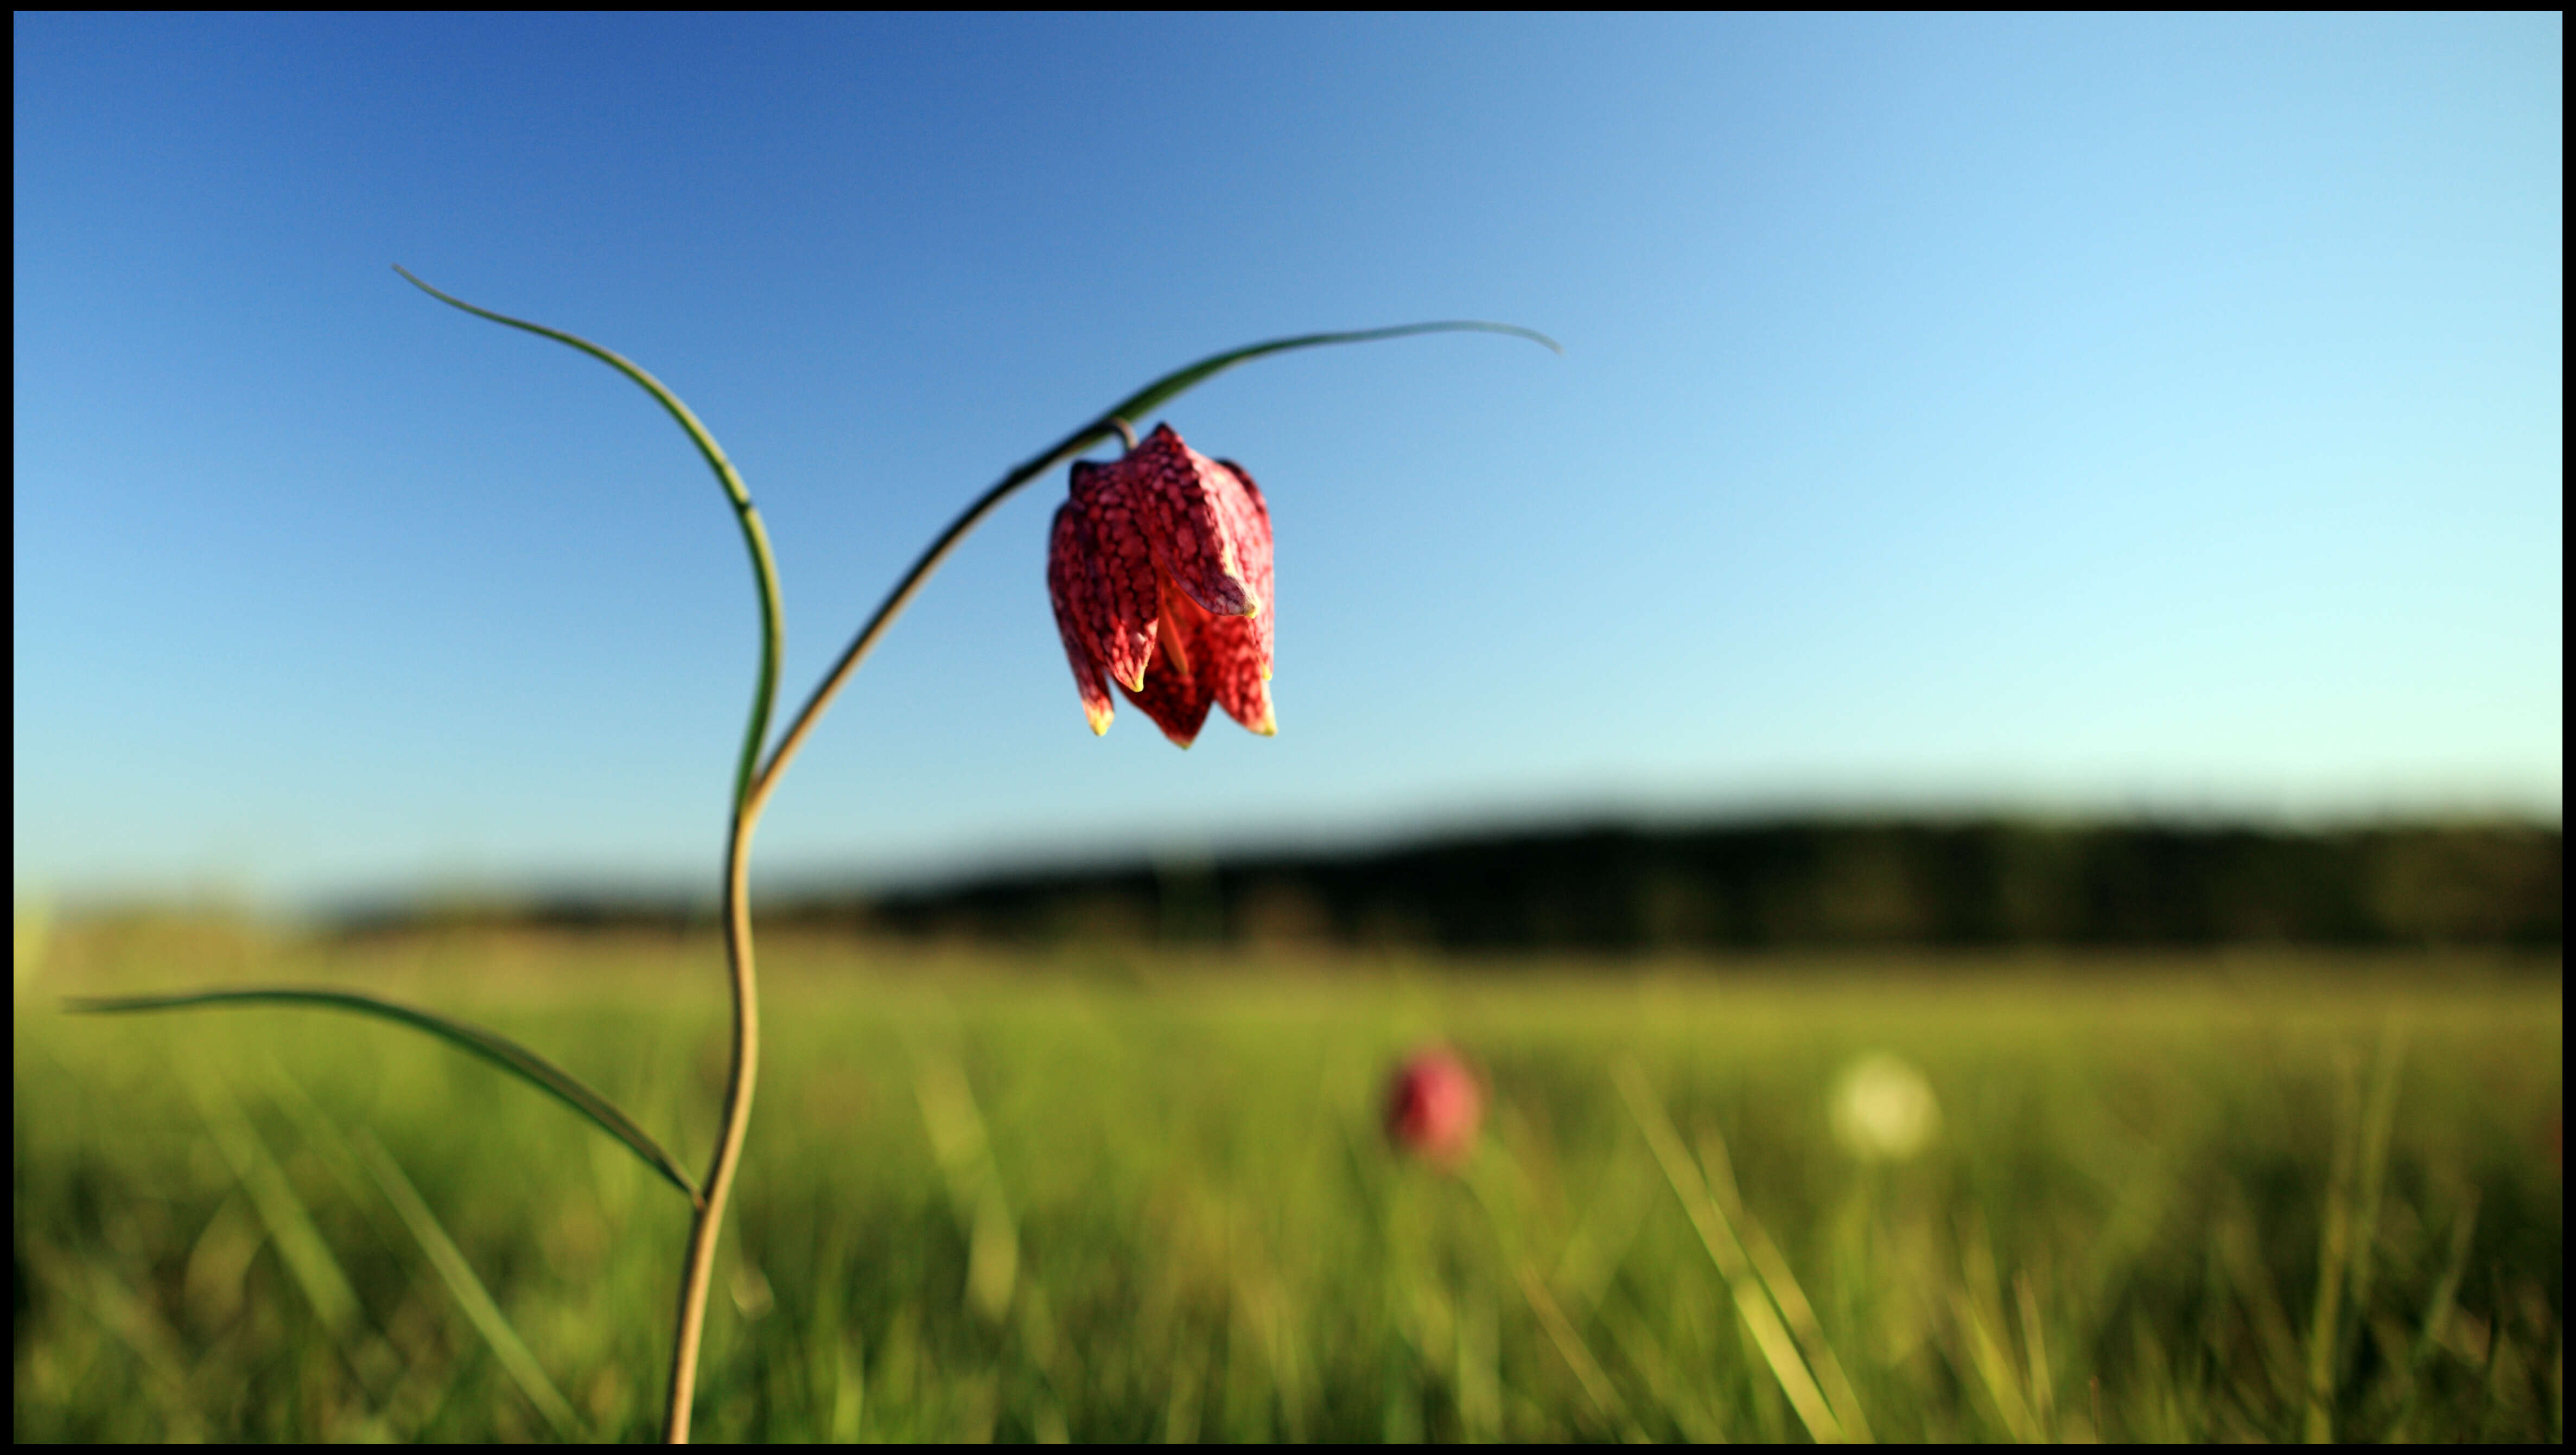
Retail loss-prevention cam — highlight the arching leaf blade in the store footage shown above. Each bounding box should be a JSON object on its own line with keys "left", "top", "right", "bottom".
{"left": 1099, "top": 320, "right": 1562, "bottom": 431}
{"left": 393, "top": 265, "right": 781, "bottom": 816}
{"left": 65, "top": 987, "right": 702, "bottom": 1208}
{"left": 951, "top": 318, "right": 1563, "bottom": 578}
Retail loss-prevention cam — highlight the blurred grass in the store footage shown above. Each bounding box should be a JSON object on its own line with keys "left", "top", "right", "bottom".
{"left": 13, "top": 917, "right": 2563, "bottom": 1441}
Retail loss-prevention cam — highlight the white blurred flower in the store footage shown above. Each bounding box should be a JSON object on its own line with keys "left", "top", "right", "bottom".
{"left": 1830, "top": 1053, "right": 1940, "bottom": 1162}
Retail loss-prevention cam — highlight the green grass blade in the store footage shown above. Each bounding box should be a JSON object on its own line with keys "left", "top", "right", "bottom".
{"left": 1950, "top": 1285, "right": 2044, "bottom": 1442}
{"left": 2304, "top": 1051, "right": 2362, "bottom": 1442}
{"left": 2390, "top": 1191, "right": 2479, "bottom": 1440}
{"left": 1513, "top": 1262, "right": 1629, "bottom": 1427}
{"left": 257, "top": 1065, "right": 578, "bottom": 1438}
{"left": 911, "top": 1052, "right": 1020, "bottom": 1323}
{"left": 183, "top": 1069, "right": 364, "bottom": 1338}
{"left": 67, "top": 986, "right": 702, "bottom": 1207}
{"left": 1615, "top": 1063, "right": 1848, "bottom": 1443}
{"left": 1699, "top": 1128, "right": 1877, "bottom": 1441}
{"left": 2344, "top": 1029, "right": 2405, "bottom": 1362}
{"left": 350, "top": 1126, "right": 584, "bottom": 1440}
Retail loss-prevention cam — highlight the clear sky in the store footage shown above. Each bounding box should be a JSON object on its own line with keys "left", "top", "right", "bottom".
{"left": 14, "top": 14, "right": 2564, "bottom": 910}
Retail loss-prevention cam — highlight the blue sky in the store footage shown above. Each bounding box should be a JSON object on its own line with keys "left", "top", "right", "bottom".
{"left": 14, "top": 14, "right": 2563, "bottom": 909}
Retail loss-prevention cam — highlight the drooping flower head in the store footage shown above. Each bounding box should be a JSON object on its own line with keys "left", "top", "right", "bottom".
{"left": 1047, "top": 423, "right": 1275, "bottom": 746}
{"left": 1385, "top": 1046, "right": 1483, "bottom": 1170}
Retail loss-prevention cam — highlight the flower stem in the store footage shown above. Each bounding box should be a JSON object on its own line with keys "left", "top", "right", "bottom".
{"left": 653, "top": 422, "right": 1130, "bottom": 1444}
{"left": 745, "top": 416, "right": 1133, "bottom": 815}
{"left": 671, "top": 326, "right": 1554, "bottom": 1439}
{"left": 386, "top": 271, "right": 784, "bottom": 1445}
{"left": 398, "top": 271, "right": 1554, "bottom": 1442}
{"left": 660, "top": 811, "right": 761, "bottom": 1441}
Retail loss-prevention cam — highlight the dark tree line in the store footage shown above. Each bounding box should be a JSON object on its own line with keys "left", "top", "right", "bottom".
{"left": 758, "top": 819, "right": 2560, "bottom": 952}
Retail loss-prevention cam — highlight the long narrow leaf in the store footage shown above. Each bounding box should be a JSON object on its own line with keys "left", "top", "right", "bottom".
{"left": 393, "top": 265, "right": 782, "bottom": 816}
{"left": 999, "top": 322, "right": 1566, "bottom": 539}
{"left": 66, "top": 987, "right": 701, "bottom": 1207}
{"left": 1098, "top": 320, "right": 1561, "bottom": 431}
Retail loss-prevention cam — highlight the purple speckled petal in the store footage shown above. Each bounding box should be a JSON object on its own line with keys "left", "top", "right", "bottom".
{"left": 1065, "top": 460, "right": 1161, "bottom": 691}
{"left": 1053, "top": 427, "right": 1278, "bottom": 748}
{"left": 1126, "top": 424, "right": 1256, "bottom": 619}
{"left": 1045, "top": 503, "right": 1116, "bottom": 735}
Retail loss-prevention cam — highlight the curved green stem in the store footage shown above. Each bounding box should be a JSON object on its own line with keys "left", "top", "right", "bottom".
{"left": 397, "top": 269, "right": 784, "bottom": 1444}
{"left": 399, "top": 282, "right": 1555, "bottom": 1444}
{"left": 662, "top": 810, "right": 760, "bottom": 1443}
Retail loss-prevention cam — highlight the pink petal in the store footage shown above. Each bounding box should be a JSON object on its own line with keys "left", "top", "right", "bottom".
{"left": 1128, "top": 424, "right": 1257, "bottom": 619}
{"left": 1066, "top": 461, "right": 1162, "bottom": 691}
{"left": 1045, "top": 504, "right": 1115, "bottom": 735}
{"left": 1054, "top": 433, "right": 1277, "bottom": 747}
{"left": 1197, "top": 610, "right": 1275, "bottom": 736}
{"left": 1118, "top": 575, "right": 1216, "bottom": 747}
{"left": 1212, "top": 460, "right": 1275, "bottom": 677}
{"left": 1121, "top": 675, "right": 1213, "bottom": 748}
{"left": 1386, "top": 1048, "right": 1483, "bottom": 1169}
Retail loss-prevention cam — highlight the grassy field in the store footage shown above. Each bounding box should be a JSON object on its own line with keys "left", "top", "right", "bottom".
{"left": 13, "top": 918, "right": 2563, "bottom": 1441}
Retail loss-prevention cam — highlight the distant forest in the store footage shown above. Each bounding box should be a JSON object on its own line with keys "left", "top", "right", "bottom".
{"left": 346, "top": 819, "right": 2562, "bottom": 952}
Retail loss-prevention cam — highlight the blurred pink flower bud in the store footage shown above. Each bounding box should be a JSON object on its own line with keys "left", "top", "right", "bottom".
{"left": 1385, "top": 1046, "right": 1483, "bottom": 1169}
